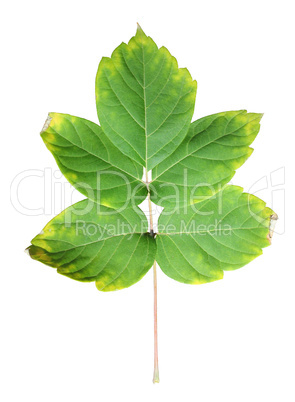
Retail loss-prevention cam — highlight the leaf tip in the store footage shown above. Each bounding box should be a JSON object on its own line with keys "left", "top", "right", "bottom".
{"left": 136, "top": 23, "right": 146, "bottom": 37}
{"left": 248, "top": 147, "right": 254, "bottom": 157}
{"left": 254, "top": 112, "right": 264, "bottom": 124}
{"left": 267, "top": 213, "right": 278, "bottom": 244}
{"left": 41, "top": 114, "right": 52, "bottom": 133}
{"left": 24, "top": 246, "right": 31, "bottom": 257}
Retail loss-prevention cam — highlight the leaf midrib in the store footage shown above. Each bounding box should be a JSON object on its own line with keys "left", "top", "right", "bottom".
{"left": 151, "top": 111, "right": 258, "bottom": 181}
{"left": 48, "top": 119, "right": 146, "bottom": 185}
{"left": 34, "top": 232, "right": 147, "bottom": 253}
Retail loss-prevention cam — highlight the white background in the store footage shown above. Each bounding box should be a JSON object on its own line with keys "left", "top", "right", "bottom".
{"left": 1, "top": 1, "right": 294, "bottom": 401}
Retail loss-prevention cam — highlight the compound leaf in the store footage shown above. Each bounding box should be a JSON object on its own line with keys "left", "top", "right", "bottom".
{"left": 151, "top": 110, "right": 263, "bottom": 208}
{"left": 27, "top": 200, "right": 156, "bottom": 291}
{"left": 41, "top": 113, "right": 147, "bottom": 209}
{"left": 95, "top": 24, "right": 197, "bottom": 170}
{"left": 27, "top": 25, "right": 276, "bottom": 296}
{"left": 156, "top": 186, "right": 273, "bottom": 285}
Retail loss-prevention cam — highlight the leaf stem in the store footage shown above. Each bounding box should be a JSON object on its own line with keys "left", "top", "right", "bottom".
{"left": 146, "top": 170, "right": 159, "bottom": 383}
{"left": 152, "top": 260, "right": 159, "bottom": 383}
{"left": 146, "top": 171, "right": 154, "bottom": 233}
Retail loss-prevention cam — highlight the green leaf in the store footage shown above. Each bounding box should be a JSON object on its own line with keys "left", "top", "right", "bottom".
{"left": 26, "top": 25, "right": 277, "bottom": 384}
{"left": 151, "top": 110, "right": 263, "bottom": 209}
{"left": 41, "top": 113, "right": 147, "bottom": 209}
{"left": 156, "top": 186, "right": 273, "bottom": 285}
{"left": 95, "top": 24, "right": 197, "bottom": 170}
{"left": 27, "top": 200, "right": 156, "bottom": 291}
{"left": 27, "top": 25, "right": 276, "bottom": 295}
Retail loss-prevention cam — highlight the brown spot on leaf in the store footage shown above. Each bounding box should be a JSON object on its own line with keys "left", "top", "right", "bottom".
{"left": 268, "top": 213, "right": 278, "bottom": 244}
